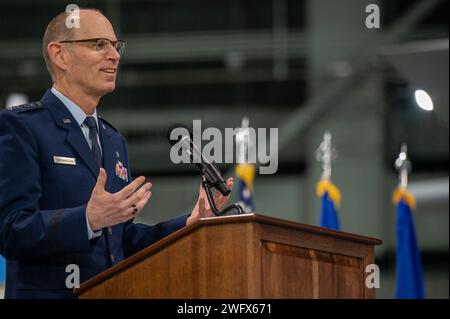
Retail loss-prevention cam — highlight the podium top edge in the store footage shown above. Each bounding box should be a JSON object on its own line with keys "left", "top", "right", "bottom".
{"left": 197, "top": 213, "right": 383, "bottom": 246}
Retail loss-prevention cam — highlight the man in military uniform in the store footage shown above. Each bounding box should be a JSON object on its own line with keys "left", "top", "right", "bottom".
{"left": 0, "top": 9, "right": 233, "bottom": 298}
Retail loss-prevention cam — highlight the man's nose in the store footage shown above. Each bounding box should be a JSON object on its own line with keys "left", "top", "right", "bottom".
{"left": 107, "top": 46, "right": 121, "bottom": 62}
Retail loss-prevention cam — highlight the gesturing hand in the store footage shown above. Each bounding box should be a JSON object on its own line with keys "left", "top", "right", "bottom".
{"left": 86, "top": 168, "right": 153, "bottom": 231}
{"left": 186, "top": 178, "right": 233, "bottom": 226}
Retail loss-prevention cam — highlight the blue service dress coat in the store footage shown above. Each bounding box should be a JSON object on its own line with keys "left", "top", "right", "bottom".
{"left": 0, "top": 90, "right": 187, "bottom": 298}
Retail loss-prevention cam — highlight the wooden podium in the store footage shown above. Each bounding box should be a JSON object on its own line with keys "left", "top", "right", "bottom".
{"left": 76, "top": 214, "right": 382, "bottom": 299}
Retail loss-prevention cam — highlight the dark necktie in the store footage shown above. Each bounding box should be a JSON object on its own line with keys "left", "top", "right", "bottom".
{"left": 84, "top": 116, "right": 102, "bottom": 169}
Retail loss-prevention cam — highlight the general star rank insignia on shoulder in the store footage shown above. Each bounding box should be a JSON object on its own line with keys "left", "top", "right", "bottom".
{"left": 115, "top": 160, "right": 128, "bottom": 182}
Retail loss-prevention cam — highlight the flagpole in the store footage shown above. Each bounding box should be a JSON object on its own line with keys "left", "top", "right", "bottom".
{"left": 235, "top": 116, "right": 256, "bottom": 213}
{"left": 393, "top": 143, "right": 425, "bottom": 298}
{"left": 315, "top": 132, "right": 341, "bottom": 230}
{"left": 395, "top": 143, "right": 410, "bottom": 189}
{"left": 236, "top": 117, "right": 250, "bottom": 164}
{"left": 315, "top": 131, "right": 337, "bottom": 181}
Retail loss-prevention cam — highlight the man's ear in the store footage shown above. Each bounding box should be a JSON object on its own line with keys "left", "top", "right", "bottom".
{"left": 47, "top": 42, "right": 69, "bottom": 73}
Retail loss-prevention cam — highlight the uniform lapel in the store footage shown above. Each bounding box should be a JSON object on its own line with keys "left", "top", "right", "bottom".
{"left": 41, "top": 89, "right": 100, "bottom": 180}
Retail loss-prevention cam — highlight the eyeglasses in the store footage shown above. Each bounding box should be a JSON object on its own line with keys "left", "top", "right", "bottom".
{"left": 59, "top": 38, "right": 126, "bottom": 56}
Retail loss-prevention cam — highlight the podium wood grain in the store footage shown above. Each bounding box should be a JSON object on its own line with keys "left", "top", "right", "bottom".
{"left": 76, "top": 214, "right": 382, "bottom": 299}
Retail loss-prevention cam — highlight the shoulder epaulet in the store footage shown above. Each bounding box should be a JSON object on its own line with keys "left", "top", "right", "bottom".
{"left": 7, "top": 101, "right": 43, "bottom": 113}
{"left": 98, "top": 116, "right": 118, "bottom": 132}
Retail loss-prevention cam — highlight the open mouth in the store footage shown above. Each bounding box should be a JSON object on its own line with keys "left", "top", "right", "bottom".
{"left": 101, "top": 68, "right": 116, "bottom": 74}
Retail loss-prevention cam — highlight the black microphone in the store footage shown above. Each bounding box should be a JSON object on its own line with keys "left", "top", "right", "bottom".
{"left": 168, "top": 124, "right": 231, "bottom": 196}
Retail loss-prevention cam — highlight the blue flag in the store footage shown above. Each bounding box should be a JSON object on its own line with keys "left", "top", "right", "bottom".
{"left": 0, "top": 255, "right": 5, "bottom": 283}
{"left": 394, "top": 188, "right": 425, "bottom": 299}
{"left": 320, "top": 192, "right": 341, "bottom": 230}
{"left": 235, "top": 163, "right": 255, "bottom": 213}
{"left": 317, "top": 179, "right": 341, "bottom": 230}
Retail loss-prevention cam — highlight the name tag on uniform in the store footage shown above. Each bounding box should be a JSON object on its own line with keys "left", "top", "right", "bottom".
{"left": 53, "top": 156, "right": 77, "bottom": 166}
